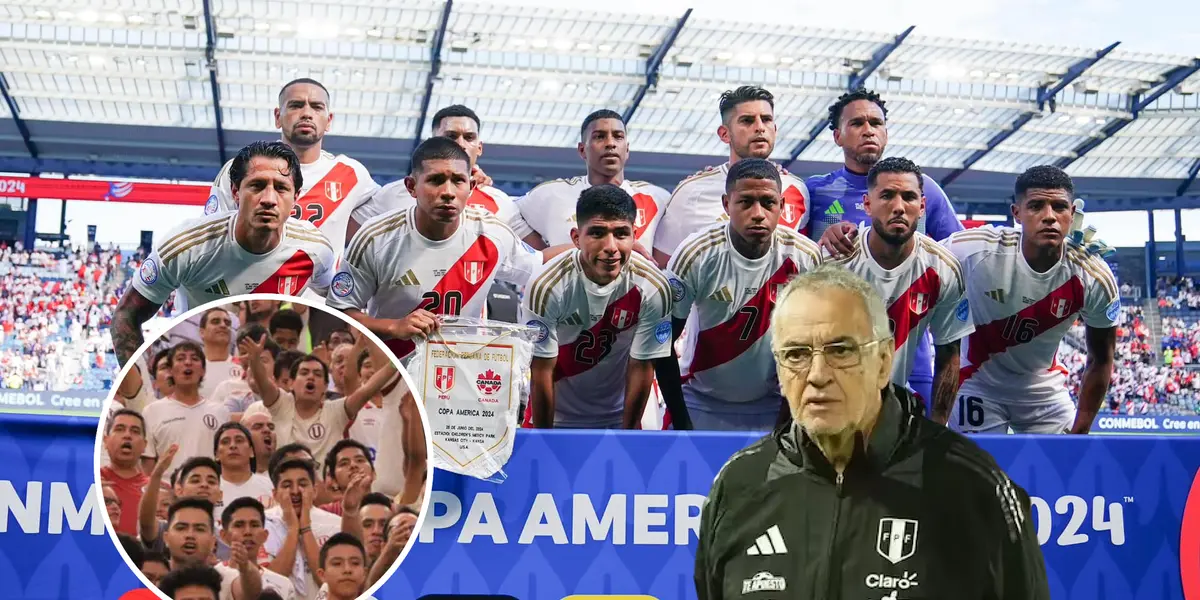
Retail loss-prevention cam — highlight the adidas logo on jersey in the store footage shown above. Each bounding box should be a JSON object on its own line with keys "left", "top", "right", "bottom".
{"left": 203, "top": 280, "right": 230, "bottom": 296}
{"left": 746, "top": 525, "right": 788, "bottom": 556}
{"left": 828, "top": 200, "right": 845, "bottom": 215}
{"left": 395, "top": 270, "right": 421, "bottom": 286}
{"left": 985, "top": 289, "right": 1006, "bottom": 303}
{"left": 564, "top": 312, "right": 583, "bottom": 326}
{"left": 709, "top": 286, "right": 734, "bottom": 303}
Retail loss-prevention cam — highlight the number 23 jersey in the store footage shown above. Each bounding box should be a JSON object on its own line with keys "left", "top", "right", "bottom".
{"left": 945, "top": 226, "right": 1119, "bottom": 405}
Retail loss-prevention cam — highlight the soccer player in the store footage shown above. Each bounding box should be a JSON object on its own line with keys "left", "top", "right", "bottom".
{"left": 316, "top": 533, "right": 369, "bottom": 600}
{"left": 654, "top": 86, "right": 810, "bottom": 268}
{"left": 112, "top": 141, "right": 336, "bottom": 367}
{"left": 661, "top": 159, "right": 822, "bottom": 430}
{"left": 199, "top": 308, "right": 239, "bottom": 400}
{"left": 807, "top": 89, "right": 963, "bottom": 408}
{"left": 521, "top": 184, "right": 674, "bottom": 428}
{"left": 513, "top": 109, "right": 670, "bottom": 252}
{"left": 101, "top": 408, "right": 150, "bottom": 536}
{"left": 141, "top": 342, "right": 232, "bottom": 475}
{"left": 214, "top": 422, "right": 274, "bottom": 505}
{"left": 327, "top": 137, "right": 544, "bottom": 359}
{"left": 374, "top": 104, "right": 520, "bottom": 226}
{"left": 218, "top": 497, "right": 296, "bottom": 599}
{"left": 825, "top": 157, "right": 973, "bottom": 423}
{"left": 161, "top": 498, "right": 262, "bottom": 600}
{"left": 207, "top": 79, "right": 384, "bottom": 253}
{"left": 945, "top": 165, "right": 1117, "bottom": 434}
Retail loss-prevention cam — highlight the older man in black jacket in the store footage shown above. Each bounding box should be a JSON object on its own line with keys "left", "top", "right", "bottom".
{"left": 695, "top": 264, "right": 1049, "bottom": 600}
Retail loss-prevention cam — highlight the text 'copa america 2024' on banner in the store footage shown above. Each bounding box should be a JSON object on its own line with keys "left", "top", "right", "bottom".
{"left": 6, "top": 417, "right": 1200, "bottom": 600}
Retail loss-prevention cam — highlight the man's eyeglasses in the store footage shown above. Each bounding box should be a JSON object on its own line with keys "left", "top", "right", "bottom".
{"left": 774, "top": 339, "right": 888, "bottom": 372}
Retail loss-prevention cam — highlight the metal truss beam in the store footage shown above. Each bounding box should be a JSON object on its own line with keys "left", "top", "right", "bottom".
{"left": 412, "top": 0, "right": 454, "bottom": 148}
{"left": 624, "top": 9, "right": 693, "bottom": 125}
{"left": 0, "top": 73, "right": 38, "bottom": 161}
{"left": 940, "top": 41, "right": 1120, "bottom": 188}
{"left": 784, "top": 26, "right": 914, "bottom": 169}
{"left": 201, "top": 0, "right": 227, "bottom": 165}
{"left": 1178, "top": 157, "right": 1200, "bottom": 197}
{"left": 1057, "top": 58, "right": 1200, "bottom": 170}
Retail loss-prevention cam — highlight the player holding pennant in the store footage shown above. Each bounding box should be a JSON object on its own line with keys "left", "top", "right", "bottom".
{"left": 520, "top": 184, "right": 675, "bottom": 429}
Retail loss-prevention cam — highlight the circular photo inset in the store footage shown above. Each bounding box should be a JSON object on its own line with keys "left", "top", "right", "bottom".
{"left": 95, "top": 293, "right": 431, "bottom": 600}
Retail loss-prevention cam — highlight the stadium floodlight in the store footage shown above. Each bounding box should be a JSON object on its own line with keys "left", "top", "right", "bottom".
{"left": 1007, "top": 72, "right": 1020, "bottom": 79}
{"left": 930, "top": 63, "right": 968, "bottom": 79}
{"left": 598, "top": 44, "right": 612, "bottom": 52}
{"left": 366, "top": 28, "right": 382, "bottom": 37}
{"left": 758, "top": 53, "right": 776, "bottom": 64}
{"left": 78, "top": 10, "right": 98, "bottom": 23}
{"left": 33, "top": 9, "right": 50, "bottom": 19}
{"left": 104, "top": 13, "right": 124, "bottom": 24}
{"left": 127, "top": 15, "right": 145, "bottom": 24}
{"left": 1058, "top": 114, "right": 1072, "bottom": 122}
{"left": 780, "top": 56, "right": 795, "bottom": 65}
{"left": 989, "top": 71, "right": 1002, "bottom": 78}
{"left": 715, "top": 51, "right": 732, "bottom": 61}
{"left": 56, "top": 11, "right": 74, "bottom": 20}
{"left": 970, "top": 69, "right": 984, "bottom": 77}
{"left": 576, "top": 42, "right": 593, "bottom": 50}
{"left": 553, "top": 39, "right": 572, "bottom": 50}
{"left": 1075, "top": 115, "right": 1092, "bottom": 124}
{"left": 736, "top": 51, "right": 756, "bottom": 64}
{"left": 275, "top": 23, "right": 294, "bottom": 32}
{"left": 532, "top": 38, "right": 548, "bottom": 48}
{"left": 343, "top": 27, "right": 362, "bottom": 37}
{"left": 254, "top": 22, "right": 269, "bottom": 31}
{"left": 88, "top": 55, "right": 107, "bottom": 66}
{"left": 297, "top": 19, "right": 338, "bottom": 39}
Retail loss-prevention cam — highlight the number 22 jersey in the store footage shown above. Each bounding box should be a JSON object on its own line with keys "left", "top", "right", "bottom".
{"left": 945, "top": 226, "right": 1119, "bottom": 404}
{"left": 326, "top": 205, "right": 542, "bottom": 357}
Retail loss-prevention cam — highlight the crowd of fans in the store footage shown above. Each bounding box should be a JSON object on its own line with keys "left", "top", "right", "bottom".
{"left": 99, "top": 299, "right": 426, "bottom": 600}
{"left": 1157, "top": 276, "right": 1200, "bottom": 311}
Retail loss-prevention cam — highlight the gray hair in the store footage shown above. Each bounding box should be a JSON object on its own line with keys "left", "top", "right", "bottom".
{"left": 770, "top": 264, "right": 892, "bottom": 345}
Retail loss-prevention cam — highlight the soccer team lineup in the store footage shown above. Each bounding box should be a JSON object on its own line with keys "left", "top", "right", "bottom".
{"left": 92, "top": 76, "right": 1121, "bottom": 600}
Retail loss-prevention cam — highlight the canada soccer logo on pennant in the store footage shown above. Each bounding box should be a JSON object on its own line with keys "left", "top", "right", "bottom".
{"left": 476, "top": 369, "right": 502, "bottom": 396}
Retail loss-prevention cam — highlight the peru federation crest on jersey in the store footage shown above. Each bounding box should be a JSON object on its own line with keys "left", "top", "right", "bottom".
{"left": 768, "top": 282, "right": 786, "bottom": 303}
{"left": 463, "top": 261, "right": 486, "bottom": 285}
{"left": 1050, "top": 297, "right": 1072, "bottom": 318}
{"left": 434, "top": 366, "right": 455, "bottom": 393}
{"left": 324, "top": 181, "right": 344, "bottom": 203}
{"left": 877, "top": 518, "right": 919, "bottom": 565}
{"left": 612, "top": 308, "right": 634, "bottom": 330}
{"left": 909, "top": 292, "right": 929, "bottom": 315}
{"left": 634, "top": 208, "right": 647, "bottom": 228}
{"left": 277, "top": 276, "right": 299, "bottom": 296}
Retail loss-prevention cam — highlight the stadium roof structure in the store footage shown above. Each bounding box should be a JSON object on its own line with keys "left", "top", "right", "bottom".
{"left": 1, "top": 0, "right": 1200, "bottom": 213}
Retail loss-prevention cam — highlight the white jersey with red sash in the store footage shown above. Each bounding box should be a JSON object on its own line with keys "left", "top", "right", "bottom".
{"left": 372, "top": 180, "right": 521, "bottom": 229}
{"left": 510, "top": 177, "right": 670, "bottom": 248}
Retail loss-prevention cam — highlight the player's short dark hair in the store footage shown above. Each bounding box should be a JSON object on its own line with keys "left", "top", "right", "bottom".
{"left": 575, "top": 184, "right": 637, "bottom": 228}
{"left": 362, "top": 492, "right": 394, "bottom": 512}
{"left": 229, "top": 141, "right": 304, "bottom": 193}
{"left": 220, "top": 496, "right": 266, "bottom": 529}
{"left": 867, "top": 156, "right": 924, "bottom": 192}
{"left": 326, "top": 439, "right": 375, "bottom": 480}
{"left": 319, "top": 532, "right": 367, "bottom": 569}
{"left": 828, "top": 88, "right": 888, "bottom": 131}
{"left": 268, "top": 443, "right": 314, "bottom": 479}
{"left": 274, "top": 350, "right": 306, "bottom": 380}
{"left": 580, "top": 109, "right": 624, "bottom": 141}
{"left": 719, "top": 86, "right": 775, "bottom": 122}
{"left": 167, "top": 497, "right": 215, "bottom": 529}
{"left": 409, "top": 136, "right": 471, "bottom": 175}
{"left": 289, "top": 354, "right": 330, "bottom": 383}
{"left": 725, "top": 158, "right": 781, "bottom": 193}
{"left": 106, "top": 407, "right": 146, "bottom": 436}
{"left": 213, "top": 422, "right": 257, "bottom": 473}
{"left": 278, "top": 78, "right": 330, "bottom": 104}
{"left": 117, "top": 533, "right": 146, "bottom": 568}
{"left": 142, "top": 550, "right": 169, "bottom": 569}
{"left": 167, "top": 340, "right": 207, "bottom": 373}
{"left": 150, "top": 348, "right": 172, "bottom": 380}
{"left": 177, "top": 456, "right": 222, "bottom": 484}
{"left": 199, "top": 308, "right": 231, "bottom": 329}
{"left": 1015, "top": 165, "right": 1074, "bottom": 200}
{"left": 431, "top": 104, "right": 481, "bottom": 131}
{"left": 271, "top": 457, "right": 317, "bottom": 487}
{"left": 269, "top": 309, "right": 304, "bottom": 335}
{"left": 158, "top": 564, "right": 222, "bottom": 599}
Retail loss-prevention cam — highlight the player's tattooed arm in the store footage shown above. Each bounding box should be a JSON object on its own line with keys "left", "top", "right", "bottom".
{"left": 111, "top": 288, "right": 162, "bottom": 368}
{"left": 1073, "top": 326, "right": 1116, "bottom": 434}
{"left": 931, "top": 341, "right": 961, "bottom": 425}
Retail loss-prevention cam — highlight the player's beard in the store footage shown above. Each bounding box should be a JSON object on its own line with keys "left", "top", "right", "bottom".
{"left": 853, "top": 150, "right": 882, "bottom": 168}
{"left": 286, "top": 125, "right": 322, "bottom": 149}
{"left": 872, "top": 217, "right": 917, "bottom": 247}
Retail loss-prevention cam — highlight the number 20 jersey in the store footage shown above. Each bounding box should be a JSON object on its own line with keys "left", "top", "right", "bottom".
{"left": 665, "top": 223, "right": 822, "bottom": 408}
{"left": 945, "top": 226, "right": 1119, "bottom": 405}
{"left": 326, "top": 205, "right": 542, "bottom": 357}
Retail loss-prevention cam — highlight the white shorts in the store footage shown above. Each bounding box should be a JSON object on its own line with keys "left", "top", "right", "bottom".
{"left": 949, "top": 393, "right": 1075, "bottom": 434}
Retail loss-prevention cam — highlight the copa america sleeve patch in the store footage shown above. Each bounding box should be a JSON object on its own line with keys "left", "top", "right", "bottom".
{"left": 655, "top": 319, "right": 672, "bottom": 343}
{"left": 139, "top": 258, "right": 159, "bottom": 285}
{"left": 1106, "top": 298, "right": 1121, "bottom": 321}
{"left": 527, "top": 319, "right": 550, "bottom": 343}
{"left": 955, "top": 298, "right": 970, "bottom": 322}
{"left": 331, "top": 272, "right": 354, "bottom": 297}
{"left": 204, "top": 194, "right": 219, "bottom": 215}
{"left": 668, "top": 277, "right": 686, "bottom": 303}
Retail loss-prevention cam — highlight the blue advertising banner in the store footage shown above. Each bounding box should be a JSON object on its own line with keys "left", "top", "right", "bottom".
{"left": 0, "top": 390, "right": 107, "bottom": 417}
{"left": 3, "top": 416, "right": 1200, "bottom": 599}
{"left": 1092, "top": 414, "right": 1200, "bottom": 435}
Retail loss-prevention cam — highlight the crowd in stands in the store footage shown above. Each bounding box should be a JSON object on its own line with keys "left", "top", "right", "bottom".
{"left": 100, "top": 299, "right": 425, "bottom": 600}
{"left": 1158, "top": 276, "right": 1200, "bottom": 311}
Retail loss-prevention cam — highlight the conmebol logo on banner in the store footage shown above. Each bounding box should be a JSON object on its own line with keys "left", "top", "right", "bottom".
{"left": 1182, "top": 468, "right": 1200, "bottom": 599}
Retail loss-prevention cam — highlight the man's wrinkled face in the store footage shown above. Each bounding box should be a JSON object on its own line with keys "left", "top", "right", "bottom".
{"left": 243, "top": 413, "right": 276, "bottom": 465}
{"left": 104, "top": 413, "right": 146, "bottom": 467}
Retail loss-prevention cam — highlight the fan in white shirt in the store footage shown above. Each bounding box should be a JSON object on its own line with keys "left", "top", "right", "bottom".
{"left": 218, "top": 496, "right": 297, "bottom": 600}
{"left": 311, "top": 533, "right": 370, "bottom": 600}
{"left": 214, "top": 326, "right": 280, "bottom": 420}
{"left": 141, "top": 341, "right": 232, "bottom": 476}
{"left": 199, "top": 307, "right": 241, "bottom": 401}
{"left": 111, "top": 141, "right": 335, "bottom": 368}
{"left": 215, "top": 422, "right": 276, "bottom": 507}
{"left": 160, "top": 497, "right": 262, "bottom": 600}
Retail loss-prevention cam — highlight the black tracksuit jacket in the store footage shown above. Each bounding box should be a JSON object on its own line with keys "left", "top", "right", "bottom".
{"left": 695, "top": 386, "right": 1050, "bottom": 600}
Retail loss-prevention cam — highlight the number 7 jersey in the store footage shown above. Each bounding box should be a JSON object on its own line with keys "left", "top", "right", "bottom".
{"left": 945, "top": 226, "right": 1119, "bottom": 405}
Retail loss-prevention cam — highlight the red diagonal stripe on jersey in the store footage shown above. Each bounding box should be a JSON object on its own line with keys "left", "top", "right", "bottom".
{"left": 888, "top": 267, "right": 942, "bottom": 349}
{"left": 959, "top": 276, "right": 1084, "bottom": 384}
{"left": 389, "top": 235, "right": 501, "bottom": 358}
{"left": 469, "top": 188, "right": 499, "bottom": 214}
{"left": 687, "top": 259, "right": 798, "bottom": 375}
{"left": 553, "top": 288, "right": 643, "bottom": 381}
{"left": 252, "top": 250, "right": 314, "bottom": 295}
{"left": 632, "top": 193, "right": 659, "bottom": 239}
{"left": 294, "top": 162, "right": 359, "bottom": 228}
{"left": 779, "top": 185, "right": 807, "bottom": 230}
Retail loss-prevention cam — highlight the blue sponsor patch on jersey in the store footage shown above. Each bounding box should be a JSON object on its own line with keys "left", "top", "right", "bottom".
{"left": 527, "top": 319, "right": 550, "bottom": 343}
{"left": 956, "top": 298, "right": 970, "bottom": 322}
{"left": 331, "top": 272, "right": 354, "bottom": 297}
{"left": 204, "top": 194, "right": 219, "bottom": 215}
{"left": 655, "top": 319, "right": 672, "bottom": 344}
{"left": 668, "top": 277, "right": 686, "bottom": 303}
{"left": 1106, "top": 298, "right": 1121, "bottom": 322}
{"left": 139, "top": 258, "right": 159, "bottom": 285}
{"left": 521, "top": 241, "right": 537, "bottom": 254}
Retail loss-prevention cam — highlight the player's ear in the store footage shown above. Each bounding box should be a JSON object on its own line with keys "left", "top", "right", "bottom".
{"left": 326, "top": 111, "right": 334, "bottom": 133}
{"left": 274, "top": 107, "right": 282, "bottom": 130}
{"left": 219, "top": 528, "right": 232, "bottom": 545}
{"left": 861, "top": 192, "right": 870, "bottom": 214}
{"left": 876, "top": 341, "right": 894, "bottom": 387}
{"left": 831, "top": 127, "right": 843, "bottom": 147}
{"left": 721, "top": 192, "right": 731, "bottom": 214}
{"left": 577, "top": 141, "right": 586, "bottom": 161}
{"left": 570, "top": 227, "right": 580, "bottom": 249}
{"left": 477, "top": 139, "right": 484, "bottom": 158}
{"left": 919, "top": 194, "right": 926, "bottom": 216}
{"left": 1010, "top": 199, "right": 1020, "bottom": 221}
{"left": 404, "top": 175, "right": 417, "bottom": 199}
{"left": 717, "top": 123, "right": 731, "bottom": 145}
